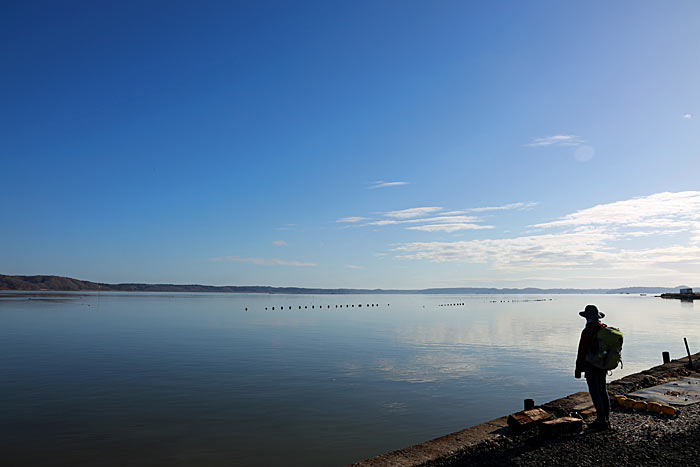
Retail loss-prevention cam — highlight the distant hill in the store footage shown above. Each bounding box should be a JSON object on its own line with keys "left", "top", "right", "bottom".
{"left": 0, "top": 274, "right": 693, "bottom": 295}
{"left": 606, "top": 286, "right": 691, "bottom": 294}
{"left": 0, "top": 274, "right": 105, "bottom": 291}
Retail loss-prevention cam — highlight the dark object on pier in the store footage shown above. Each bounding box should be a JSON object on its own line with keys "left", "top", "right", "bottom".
{"left": 524, "top": 399, "right": 535, "bottom": 410}
{"left": 539, "top": 417, "right": 583, "bottom": 438}
{"left": 663, "top": 351, "right": 671, "bottom": 364}
{"left": 685, "top": 338, "right": 694, "bottom": 369}
{"left": 507, "top": 408, "right": 553, "bottom": 434}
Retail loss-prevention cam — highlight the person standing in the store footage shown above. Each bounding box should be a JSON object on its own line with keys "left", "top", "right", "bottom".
{"left": 575, "top": 304, "right": 611, "bottom": 430}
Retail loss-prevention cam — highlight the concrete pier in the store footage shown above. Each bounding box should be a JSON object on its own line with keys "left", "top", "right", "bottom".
{"left": 350, "top": 352, "right": 700, "bottom": 466}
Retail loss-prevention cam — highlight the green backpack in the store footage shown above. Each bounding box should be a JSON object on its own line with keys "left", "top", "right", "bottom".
{"left": 587, "top": 325, "right": 624, "bottom": 371}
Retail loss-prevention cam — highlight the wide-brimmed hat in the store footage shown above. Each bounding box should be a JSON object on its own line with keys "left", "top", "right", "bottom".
{"left": 579, "top": 304, "right": 604, "bottom": 319}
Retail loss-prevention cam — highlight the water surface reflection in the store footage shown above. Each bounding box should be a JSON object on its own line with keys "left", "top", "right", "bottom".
{"left": 0, "top": 292, "right": 696, "bottom": 466}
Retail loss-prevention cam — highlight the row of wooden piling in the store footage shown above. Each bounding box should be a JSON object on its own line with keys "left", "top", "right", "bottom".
{"left": 242, "top": 303, "right": 390, "bottom": 311}
{"left": 489, "top": 299, "right": 553, "bottom": 303}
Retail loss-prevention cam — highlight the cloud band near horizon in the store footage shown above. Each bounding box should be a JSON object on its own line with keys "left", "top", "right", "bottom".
{"left": 391, "top": 191, "right": 700, "bottom": 282}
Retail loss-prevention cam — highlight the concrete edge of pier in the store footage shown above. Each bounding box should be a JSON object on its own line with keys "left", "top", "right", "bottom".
{"left": 350, "top": 352, "right": 700, "bottom": 467}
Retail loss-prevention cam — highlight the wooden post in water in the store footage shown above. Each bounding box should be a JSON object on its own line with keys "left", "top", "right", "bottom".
{"left": 684, "top": 338, "right": 693, "bottom": 369}
{"left": 524, "top": 399, "right": 535, "bottom": 410}
{"left": 662, "top": 351, "right": 671, "bottom": 364}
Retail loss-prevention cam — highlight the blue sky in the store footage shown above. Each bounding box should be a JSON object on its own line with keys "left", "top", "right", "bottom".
{"left": 2, "top": 1, "right": 700, "bottom": 288}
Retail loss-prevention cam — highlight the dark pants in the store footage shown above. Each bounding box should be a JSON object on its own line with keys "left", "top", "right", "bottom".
{"left": 586, "top": 367, "right": 610, "bottom": 424}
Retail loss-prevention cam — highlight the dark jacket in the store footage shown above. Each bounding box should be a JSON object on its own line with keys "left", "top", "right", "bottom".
{"left": 576, "top": 321, "right": 607, "bottom": 374}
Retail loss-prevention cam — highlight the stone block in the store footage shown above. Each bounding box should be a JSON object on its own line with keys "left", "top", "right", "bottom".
{"left": 539, "top": 417, "right": 583, "bottom": 438}
{"left": 507, "top": 408, "right": 553, "bottom": 433}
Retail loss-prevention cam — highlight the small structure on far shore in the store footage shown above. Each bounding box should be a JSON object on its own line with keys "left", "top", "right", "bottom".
{"left": 661, "top": 287, "right": 699, "bottom": 301}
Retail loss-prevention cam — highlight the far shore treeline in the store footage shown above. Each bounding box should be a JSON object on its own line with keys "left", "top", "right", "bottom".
{"left": 0, "top": 274, "right": 691, "bottom": 295}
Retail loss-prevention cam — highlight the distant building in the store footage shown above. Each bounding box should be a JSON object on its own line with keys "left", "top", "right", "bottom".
{"left": 680, "top": 288, "right": 693, "bottom": 295}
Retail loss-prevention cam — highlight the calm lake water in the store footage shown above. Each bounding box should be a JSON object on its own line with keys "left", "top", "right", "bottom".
{"left": 0, "top": 292, "right": 697, "bottom": 466}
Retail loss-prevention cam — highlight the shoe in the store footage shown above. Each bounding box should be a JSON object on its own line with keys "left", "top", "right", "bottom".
{"left": 587, "top": 420, "right": 610, "bottom": 431}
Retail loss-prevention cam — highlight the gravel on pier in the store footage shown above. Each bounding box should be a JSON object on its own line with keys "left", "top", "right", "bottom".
{"left": 435, "top": 401, "right": 700, "bottom": 467}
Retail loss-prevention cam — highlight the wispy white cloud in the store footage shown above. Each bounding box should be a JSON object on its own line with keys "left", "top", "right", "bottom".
{"left": 340, "top": 202, "right": 535, "bottom": 233}
{"left": 468, "top": 202, "right": 538, "bottom": 212}
{"left": 336, "top": 216, "right": 369, "bottom": 223}
{"left": 365, "top": 219, "right": 400, "bottom": 226}
{"left": 525, "top": 135, "right": 584, "bottom": 147}
{"left": 393, "top": 191, "right": 700, "bottom": 278}
{"left": 272, "top": 240, "right": 287, "bottom": 246}
{"left": 384, "top": 206, "right": 443, "bottom": 219}
{"left": 531, "top": 191, "right": 700, "bottom": 231}
{"left": 440, "top": 210, "right": 467, "bottom": 216}
{"left": 683, "top": 113, "right": 693, "bottom": 119}
{"left": 211, "top": 256, "right": 316, "bottom": 267}
{"left": 346, "top": 264, "right": 363, "bottom": 269}
{"left": 365, "top": 215, "right": 480, "bottom": 227}
{"left": 368, "top": 181, "right": 409, "bottom": 189}
{"left": 407, "top": 223, "right": 495, "bottom": 233}
{"left": 276, "top": 224, "right": 296, "bottom": 231}
{"left": 414, "top": 215, "right": 481, "bottom": 224}
{"left": 394, "top": 231, "right": 615, "bottom": 268}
